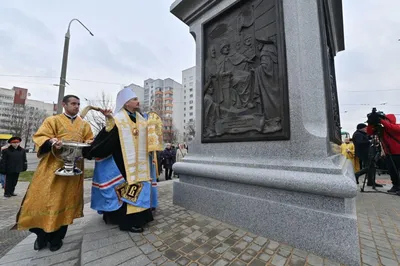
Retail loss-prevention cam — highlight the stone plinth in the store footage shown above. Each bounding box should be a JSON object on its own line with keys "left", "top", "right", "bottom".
{"left": 171, "top": 0, "right": 360, "bottom": 265}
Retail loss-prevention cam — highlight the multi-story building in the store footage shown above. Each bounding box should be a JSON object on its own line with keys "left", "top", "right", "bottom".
{"left": 182, "top": 66, "right": 196, "bottom": 142}
{"left": 124, "top": 83, "right": 145, "bottom": 106}
{"left": 143, "top": 78, "right": 183, "bottom": 143}
{"left": 0, "top": 87, "right": 55, "bottom": 150}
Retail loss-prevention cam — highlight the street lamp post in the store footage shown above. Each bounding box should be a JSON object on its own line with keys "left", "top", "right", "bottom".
{"left": 56, "top": 19, "right": 94, "bottom": 114}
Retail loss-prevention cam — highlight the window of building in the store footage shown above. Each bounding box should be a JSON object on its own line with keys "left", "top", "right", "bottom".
{"left": 184, "top": 108, "right": 186, "bottom": 111}
{"left": 189, "top": 100, "right": 193, "bottom": 104}
{"left": 184, "top": 96, "right": 186, "bottom": 99}
{"left": 190, "top": 112, "right": 193, "bottom": 116}
{"left": 184, "top": 120, "right": 186, "bottom": 123}
{"left": 189, "top": 76, "right": 193, "bottom": 80}
{"left": 190, "top": 106, "right": 193, "bottom": 110}
{"left": 190, "top": 88, "right": 193, "bottom": 92}
{"left": 190, "top": 94, "right": 193, "bottom": 98}
{"left": 189, "top": 82, "right": 193, "bottom": 86}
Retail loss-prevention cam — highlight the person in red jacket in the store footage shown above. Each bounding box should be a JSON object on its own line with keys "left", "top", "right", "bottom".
{"left": 367, "top": 114, "right": 400, "bottom": 193}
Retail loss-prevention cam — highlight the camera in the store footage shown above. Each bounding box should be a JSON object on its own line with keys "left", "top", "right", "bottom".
{"left": 367, "top": 107, "right": 386, "bottom": 126}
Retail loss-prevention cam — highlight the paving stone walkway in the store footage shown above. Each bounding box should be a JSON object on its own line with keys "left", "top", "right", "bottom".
{"left": 0, "top": 179, "right": 399, "bottom": 266}
{"left": 0, "top": 181, "right": 92, "bottom": 259}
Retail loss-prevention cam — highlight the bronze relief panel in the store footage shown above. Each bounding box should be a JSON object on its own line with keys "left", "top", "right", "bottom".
{"left": 202, "top": 0, "right": 290, "bottom": 143}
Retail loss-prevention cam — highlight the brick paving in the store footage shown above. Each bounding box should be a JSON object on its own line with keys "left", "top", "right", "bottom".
{"left": 0, "top": 178, "right": 399, "bottom": 265}
{"left": 356, "top": 186, "right": 400, "bottom": 266}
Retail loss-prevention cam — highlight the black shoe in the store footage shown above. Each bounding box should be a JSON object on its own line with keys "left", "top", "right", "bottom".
{"left": 387, "top": 186, "right": 399, "bottom": 193}
{"left": 128, "top": 227, "right": 144, "bottom": 233}
{"left": 33, "top": 238, "right": 47, "bottom": 251}
{"left": 4, "top": 194, "right": 11, "bottom": 198}
{"left": 11, "top": 193, "right": 17, "bottom": 196}
{"left": 49, "top": 240, "right": 63, "bottom": 252}
{"left": 367, "top": 183, "right": 383, "bottom": 188}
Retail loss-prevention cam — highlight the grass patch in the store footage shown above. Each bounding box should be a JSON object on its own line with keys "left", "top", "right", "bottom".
{"left": 18, "top": 169, "right": 94, "bottom": 182}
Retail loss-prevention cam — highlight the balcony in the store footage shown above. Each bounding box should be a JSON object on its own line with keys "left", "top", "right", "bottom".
{"left": 164, "top": 110, "right": 173, "bottom": 114}
{"left": 155, "top": 91, "right": 163, "bottom": 95}
{"left": 164, "top": 90, "right": 173, "bottom": 95}
{"left": 164, "top": 97, "right": 173, "bottom": 101}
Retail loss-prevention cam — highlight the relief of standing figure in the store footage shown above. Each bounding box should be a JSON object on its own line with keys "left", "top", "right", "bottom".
{"left": 253, "top": 40, "right": 280, "bottom": 119}
{"left": 203, "top": 79, "right": 220, "bottom": 138}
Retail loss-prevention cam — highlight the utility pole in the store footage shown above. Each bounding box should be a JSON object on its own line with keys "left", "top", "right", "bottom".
{"left": 56, "top": 19, "right": 94, "bottom": 114}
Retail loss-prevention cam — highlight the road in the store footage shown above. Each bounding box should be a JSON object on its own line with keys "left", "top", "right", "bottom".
{"left": 27, "top": 152, "right": 95, "bottom": 171}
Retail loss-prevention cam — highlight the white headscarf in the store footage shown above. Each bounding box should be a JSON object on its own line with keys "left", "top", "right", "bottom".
{"left": 114, "top": 87, "right": 137, "bottom": 114}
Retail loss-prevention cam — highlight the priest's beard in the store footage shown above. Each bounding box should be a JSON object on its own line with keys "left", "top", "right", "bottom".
{"left": 131, "top": 107, "right": 142, "bottom": 115}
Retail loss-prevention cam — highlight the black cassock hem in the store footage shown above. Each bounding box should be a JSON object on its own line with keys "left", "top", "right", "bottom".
{"left": 103, "top": 203, "right": 153, "bottom": 230}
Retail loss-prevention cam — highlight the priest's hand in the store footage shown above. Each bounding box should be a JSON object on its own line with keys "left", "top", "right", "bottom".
{"left": 85, "top": 139, "right": 94, "bottom": 144}
{"left": 50, "top": 138, "right": 63, "bottom": 149}
{"left": 100, "top": 109, "right": 113, "bottom": 118}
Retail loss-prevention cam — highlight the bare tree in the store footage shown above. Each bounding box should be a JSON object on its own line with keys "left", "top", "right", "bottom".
{"left": 185, "top": 122, "right": 195, "bottom": 142}
{"left": 23, "top": 108, "right": 48, "bottom": 149}
{"left": 7, "top": 104, "right": 26, "bottom": 137}
{"left": 84, "top": 91, "right": 115, "bottom": 134}
{"left": 6, "top": 105, "right": 48, "bottom": 148}
{"left": 171, "top": 127, "right": 179, "bottom": 144}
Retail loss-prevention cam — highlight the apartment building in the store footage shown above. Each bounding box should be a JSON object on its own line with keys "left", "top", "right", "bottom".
{"left": 182, "top": 66, "right": 196, "bottom": 142}
{"left": 143, "top": 78, "right": 183, "bottom": 143}
{"left": 0, "top": 87, "right": 55, "bottom": 150}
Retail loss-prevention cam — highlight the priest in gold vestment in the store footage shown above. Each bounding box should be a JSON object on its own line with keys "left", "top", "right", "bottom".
{"left": 341, "top": 138, "right": 360, "bottom": 173}
{"left": 85, "top": 87, "right": 157, "bottom": 233}
{"left": 14, "top": 95, "right": 93, "bottom": 252}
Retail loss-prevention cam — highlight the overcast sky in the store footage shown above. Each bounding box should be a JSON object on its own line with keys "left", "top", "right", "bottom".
{"left": 0, "top": 0, "right": 399, "bottom": 134}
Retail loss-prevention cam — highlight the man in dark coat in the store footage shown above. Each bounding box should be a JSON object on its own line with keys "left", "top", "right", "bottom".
{"left": 352, "top": 124, "right": 370, "bottom": 169}
{"left": 162, "top": 144, "right": 176, "bottom": 180}
{"left": 0, "top": 137, "right": 27, "bottom": 197}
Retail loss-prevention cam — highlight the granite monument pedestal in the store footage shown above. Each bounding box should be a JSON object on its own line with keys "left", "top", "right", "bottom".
{"left": 171, "top": 0, "right": 360, "bottom": 265}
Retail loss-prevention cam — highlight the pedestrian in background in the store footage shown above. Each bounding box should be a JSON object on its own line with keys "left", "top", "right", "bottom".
{"left": 162, "top": 143, "right": 176, "bottom": 180}
{"left": 0, "top": 137, "right": 27, "bottom": 197}
{"left": 175, "top": 143, "right": 187, "bottom": 179}
{"left": 0, "top": 143, "right": 10, "bottom": 189}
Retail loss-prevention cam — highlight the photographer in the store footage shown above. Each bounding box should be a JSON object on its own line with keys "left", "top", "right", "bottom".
{"left": 367, "top": 113, "right": 400, "bottom": 193}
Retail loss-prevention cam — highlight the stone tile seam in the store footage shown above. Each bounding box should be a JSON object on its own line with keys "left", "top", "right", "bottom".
{"left": 83, "top": 245, "right": 139, "bottom": 265}
{"left": 82, "top": 235, "right": 133, "bottom": 253}
{"left": 31, "top": 254, "right": 81, "bottom": 266}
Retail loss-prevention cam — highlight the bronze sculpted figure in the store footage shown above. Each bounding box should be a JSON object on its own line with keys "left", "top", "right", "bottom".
{"left": 202, "top": 0, "right": 289, "bottom": 142}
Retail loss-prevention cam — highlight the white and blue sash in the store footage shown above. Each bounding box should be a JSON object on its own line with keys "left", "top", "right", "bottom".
{"left": 91, "top": 156, "right": 125, "bottom": 213}
{"left": 114, "top": 110, "right": 151, "bottom": 214}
